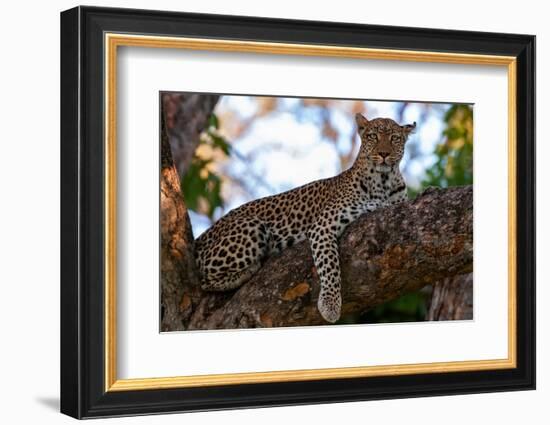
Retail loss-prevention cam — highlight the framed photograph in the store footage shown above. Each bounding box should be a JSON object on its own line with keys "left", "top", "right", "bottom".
{"left": 60, "top": 6, "right": 535, "bottom": 419}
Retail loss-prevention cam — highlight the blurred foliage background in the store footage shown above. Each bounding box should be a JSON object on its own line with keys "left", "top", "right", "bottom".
{"left": 176, "top": 95, "right": 473, "bottom": 324}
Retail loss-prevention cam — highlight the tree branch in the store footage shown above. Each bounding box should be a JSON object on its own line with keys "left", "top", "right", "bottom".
{"left": 182, "top": 185, "right": 473, "bottom": 330}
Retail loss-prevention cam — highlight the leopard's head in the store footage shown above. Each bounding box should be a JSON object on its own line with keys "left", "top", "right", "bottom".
{"left": 356, "top": 113, "right": 415, "bottom": 173}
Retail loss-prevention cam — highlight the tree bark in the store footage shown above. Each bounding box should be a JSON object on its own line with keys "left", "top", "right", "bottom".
{"left": 181, "top": 185, "right": 473, "bottom": 330}
{"left": 160, "top": 95, "right": 219, "bottom": 331}
{"left": 427, "top": 273, "right": 473, "bottom": 321}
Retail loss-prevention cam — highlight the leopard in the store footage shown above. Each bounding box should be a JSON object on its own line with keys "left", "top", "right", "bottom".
{"left": 194, "top": 113, "right": 416, "bottom": 323}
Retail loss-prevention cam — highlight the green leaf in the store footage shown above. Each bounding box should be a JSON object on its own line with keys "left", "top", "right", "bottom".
{"left": 421, "top": 104, "right": 473, "bottom": 189}
{"left": 208, "top": 113, "right": 219, "bottom": 129}
{"left": 211, "top": 134, "right": 232, "bottom": 156}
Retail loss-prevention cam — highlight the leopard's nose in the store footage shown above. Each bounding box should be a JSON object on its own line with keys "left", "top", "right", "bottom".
{"left": 379, "top": 151, "right": 390, "bottom": 159}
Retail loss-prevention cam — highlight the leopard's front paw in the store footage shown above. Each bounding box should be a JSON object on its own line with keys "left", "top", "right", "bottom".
{"left": 317, "top": 292, "right": 342, "bottom": 323}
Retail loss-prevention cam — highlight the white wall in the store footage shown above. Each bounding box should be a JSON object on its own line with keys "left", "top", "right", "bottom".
{"left": 0, "top": 0, "right": 546, "bottom": 423}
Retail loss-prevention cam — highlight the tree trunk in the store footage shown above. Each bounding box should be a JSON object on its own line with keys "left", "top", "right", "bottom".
{"left": 160, "top": 95, "right": 219, "bottom": 331}
{"left": 427, "top": 274, "right": 473, "bottom": 321}
{"left": 161, "top": 93, "right": 220, "bottom": 177}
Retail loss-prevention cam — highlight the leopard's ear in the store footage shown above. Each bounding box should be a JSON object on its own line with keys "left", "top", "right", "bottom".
{"left": 355, "top": 113, "right": 369, "bottom": 133}
{"left": 402, "top": 121, "right": 417, "bottom": 137}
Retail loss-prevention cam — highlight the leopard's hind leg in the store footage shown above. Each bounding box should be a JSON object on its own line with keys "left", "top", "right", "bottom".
{"left": 202, "top": 262, "right": 262, "bottom": 291}
{"left": 198, "top": 217, "right": 269, "bottom": 292}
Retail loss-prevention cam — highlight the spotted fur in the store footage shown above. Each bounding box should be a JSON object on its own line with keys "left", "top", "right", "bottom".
{"left": 194, "top": 114, "right": 415, "bottom": 323}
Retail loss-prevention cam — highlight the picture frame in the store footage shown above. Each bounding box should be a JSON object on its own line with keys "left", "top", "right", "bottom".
{"left": 60, "top": 5, "right": 535, "bottom": 419}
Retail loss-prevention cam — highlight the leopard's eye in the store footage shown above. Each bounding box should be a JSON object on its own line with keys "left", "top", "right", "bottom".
{"left": 367, "top": 133, "right": 377, "bottom": 140}
{"left": 391, "top": 134, "right": 401, "bottom": 142}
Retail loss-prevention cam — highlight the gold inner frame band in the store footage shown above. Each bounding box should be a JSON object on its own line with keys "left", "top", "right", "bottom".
{"left": 104, "top": 33, "right": 517, "bottom": 392}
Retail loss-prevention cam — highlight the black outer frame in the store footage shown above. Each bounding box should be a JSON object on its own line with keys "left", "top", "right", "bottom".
{"left": 60, "top": 5, "right": 536, "bottom": 419}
